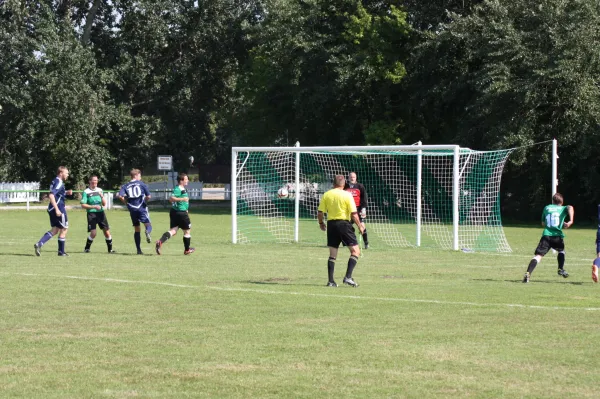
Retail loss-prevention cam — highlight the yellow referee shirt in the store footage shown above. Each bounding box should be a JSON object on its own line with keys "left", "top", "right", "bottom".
{"left": 318, "top": 188, "right": 357, "bottom": 221}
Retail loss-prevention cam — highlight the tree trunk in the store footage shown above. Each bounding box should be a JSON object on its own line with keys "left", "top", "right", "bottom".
{"left": 82, "top": 0, "right": 102, "bottom": 45}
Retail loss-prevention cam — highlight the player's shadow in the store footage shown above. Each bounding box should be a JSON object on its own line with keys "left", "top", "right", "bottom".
{"left": 3, "top": 253, "right": 38, "bottom": 257}
{"left": 248, "top": 278, "right": 292, "bottom": 285}
{"left": 248, "top": 279, "right": 328, "bottom": 287}
{"left": 475, "top": 278, "right": 585, "bottom": 286}
{"left": 107, "top": 252, "right": 154, "bottom": 256}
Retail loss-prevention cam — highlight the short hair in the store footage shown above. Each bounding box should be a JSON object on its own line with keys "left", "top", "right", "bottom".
{"left": 177, "top": 173, "right": 188, "bottom": 183}
{"left": 57, "top": 166, "right": 68, "bottom": 175}
{"left": 334, "top": 175, "right": 345, "bottom": 188}
{"left": 348, "top": 171, "right": 357, "bottom": 177}
{"left": 89, "top": 175, "right": 99, "bottom": 181}
{"left": 130, "top": 168, "right": 141, "bottom": 178}
{"left": 552, "top": 193, "right": 564, "bottom": 205}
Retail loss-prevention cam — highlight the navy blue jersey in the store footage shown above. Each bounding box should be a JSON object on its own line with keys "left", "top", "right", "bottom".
{"left": 48, "top": 176, "right": 66, "bottom": 212}
{"left": 119, "top": 180, "right": 151, "bottom": 210}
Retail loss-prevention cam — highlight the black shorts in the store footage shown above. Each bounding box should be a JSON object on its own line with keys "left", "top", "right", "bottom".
{"left": 534, "top": 235, "right": 564, "bottom": 256}
{"left": 170, "top": 210, "right": 191, "bottom": 230}
{"left": 327, "top": 220, "right": 358, "bottom": 248}
{"left": 87, "top": 212, "right": 109, "bottom": 232}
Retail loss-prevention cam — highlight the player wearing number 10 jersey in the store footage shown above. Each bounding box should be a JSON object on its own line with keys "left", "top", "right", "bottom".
{"left": 117, "top": 168, "right": 152, "bottom": 254}
{"left": 523, "top": 193, "right": 574, "bottom": 283}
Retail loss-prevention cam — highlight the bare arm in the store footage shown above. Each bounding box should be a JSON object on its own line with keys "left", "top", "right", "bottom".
{"left": 351, "top": 212, "right": 364, "bottom": 234}
{"left": 318, "top": 211, "right": 326, "bottom": 231}
{"left": 564, "top": 206, "right": 575, "bottom": 228}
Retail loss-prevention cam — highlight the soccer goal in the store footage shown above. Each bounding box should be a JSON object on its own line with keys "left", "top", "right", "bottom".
{"left": 231, "top": 141, "right": 557, "bottom": 252}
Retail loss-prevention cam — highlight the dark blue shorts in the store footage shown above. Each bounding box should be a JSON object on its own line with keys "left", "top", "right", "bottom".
{"left": 129, "top": 208, "right": 151, "bottom": 226}
{"left": 48, "top": 210, "right": 68, "bottom": 228}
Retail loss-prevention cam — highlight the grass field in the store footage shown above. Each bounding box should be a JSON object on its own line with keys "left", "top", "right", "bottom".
{"left": 1, "top": 208, "right": 600, "bottom": 398}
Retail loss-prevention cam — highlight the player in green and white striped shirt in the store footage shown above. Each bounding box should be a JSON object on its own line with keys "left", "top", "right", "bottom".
{"left": 81, "top": 176, "right": 115, "bottom": 253}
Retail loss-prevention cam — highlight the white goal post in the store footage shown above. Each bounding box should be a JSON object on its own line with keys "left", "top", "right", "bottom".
{"left": 231, "top": 141, "right": 558, "bottom": 252}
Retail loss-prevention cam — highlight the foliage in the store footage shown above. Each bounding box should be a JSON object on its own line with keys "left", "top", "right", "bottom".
{"left": 0, "top": 3, "right": 113, "bottom": 184}
{"left": 231, "top": 0, "right": 411, "bottom": 146}
{"left": 3, "top": 0, "right": 600, "bottom": 219}
{"left": 402, "top": 0, "right": 600, "bottom": 219}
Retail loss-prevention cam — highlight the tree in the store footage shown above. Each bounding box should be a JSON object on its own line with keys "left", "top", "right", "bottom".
{"left": 402, "top": 0, "right": 600, "bottom": 219}
{"left": 231, "top": 0, "right": 411, "bottom": 147}
{"left": 0, "top": 2, "right": 114, "bottom": 185}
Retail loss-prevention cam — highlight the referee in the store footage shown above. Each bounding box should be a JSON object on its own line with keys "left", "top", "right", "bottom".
{"left": 317, "top": 175, "right": 364, "bottom": 287}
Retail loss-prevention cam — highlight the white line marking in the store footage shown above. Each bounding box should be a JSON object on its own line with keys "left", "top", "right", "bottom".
{"left": 5, "top": 272, "right": 600, "bottom": 311}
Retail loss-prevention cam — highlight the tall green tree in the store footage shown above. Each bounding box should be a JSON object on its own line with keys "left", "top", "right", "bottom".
{"left": 110, "top": 0, "right": 261, "bottom": 170}
{"left": 0, "top": 2, "right": 114, "bottom": 185}
{"left": 403, "top": 0, "right": 600, "bottom": 219}
{"left": 232, "top": 0, "right": 411, "bottom": 146}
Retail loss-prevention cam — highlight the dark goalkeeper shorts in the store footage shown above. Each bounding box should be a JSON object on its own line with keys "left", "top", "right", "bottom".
{"left": 87, "top": 211, "right": 109, "bottom": 232}
{"left": 170, "top": 209, "right": 191, "bottom": 230}
{"left": 327, "top": 220, "right": 358, "bottom": 248}
{"left": 534, "top": 235, "right": 565, "bottom": 256}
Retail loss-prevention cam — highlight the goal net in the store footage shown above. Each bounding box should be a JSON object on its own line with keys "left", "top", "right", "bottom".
{"left": 232, "top": 144, "right": 515, "bottom": 252}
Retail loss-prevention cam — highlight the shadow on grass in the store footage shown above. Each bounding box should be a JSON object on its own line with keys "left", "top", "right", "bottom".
{"left": 475, "top": 278, "right": 585, "bottom": 286}
{"left": 247, "top": 279, "right": 333, "bottom": 287}
{"left": 102, "top": 252, "right": 154, "bottom": 256}
{"left": 4, "top": 251, "right": 158, "bottom": 257}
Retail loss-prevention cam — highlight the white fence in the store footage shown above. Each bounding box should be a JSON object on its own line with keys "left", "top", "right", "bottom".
{"left": 0, "top": 182, "right": 40, "bottom": 204}
{"left": 0, "top": 182, "right": 230, "bottom": 210}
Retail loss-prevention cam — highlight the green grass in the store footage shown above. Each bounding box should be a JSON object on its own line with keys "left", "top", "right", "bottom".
{"left": 1, "top": 209, "right": 600, "bottom": 398}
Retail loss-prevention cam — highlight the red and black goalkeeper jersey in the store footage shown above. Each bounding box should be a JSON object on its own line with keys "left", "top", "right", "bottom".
{"left": 344, "top": 182, "right": 368, "bottom": 209}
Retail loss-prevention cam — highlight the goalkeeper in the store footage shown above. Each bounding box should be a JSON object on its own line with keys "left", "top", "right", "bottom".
{"left": 81, "top": 176, "right": 115, "bottom": 253}
{"left": 345, "top": 172, "right": 369, "bottom": 248}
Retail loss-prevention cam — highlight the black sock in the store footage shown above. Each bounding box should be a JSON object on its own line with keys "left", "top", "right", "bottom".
{"left": 85, "top": 238, "right": 93, "bottom": 250}
{"left": 363, "top": 229, "right": 368, "bottom": 245}
{"left": 134, "top": 232, "right": 141, "bottom": 250}
{"left": 183, "top": 236, "right": 191, "bottom": 251}
{"left": 328, "top": 257, "right": 336, "bottom": 282}
{"left": 346, "top": 255, "right": 358, "bottom": 278}
{"left": 160, "top": 232, "right": 171, "bottom": 244}
{"left": 527, "top": 259, "right": 538, "bottom": 274}
{"left": 106, "top": 238, "right": 113, "bottom": 251}
{"left": 557, "top": 252, "right": 565, "bottom": 269}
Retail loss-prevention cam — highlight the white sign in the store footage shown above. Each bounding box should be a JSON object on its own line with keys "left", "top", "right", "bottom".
{"left": 157, "top": 155, "right": 173, "bottom": 171}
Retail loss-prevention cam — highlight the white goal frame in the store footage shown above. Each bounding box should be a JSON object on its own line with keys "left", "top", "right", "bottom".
{"left": 231, "top": 141, "right": 558, "bottom": 250}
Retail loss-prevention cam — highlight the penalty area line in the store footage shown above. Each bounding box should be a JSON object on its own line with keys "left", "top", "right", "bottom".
{"left": 4, "top": 272, "right": 600, "bottom": 312}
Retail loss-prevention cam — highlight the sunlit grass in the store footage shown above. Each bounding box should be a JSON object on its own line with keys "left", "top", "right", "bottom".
{"left": 1, "top": 209, "right": 599, "bottom": 398}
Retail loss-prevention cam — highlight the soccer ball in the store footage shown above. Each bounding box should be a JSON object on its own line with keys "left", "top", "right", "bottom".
{"left": 277, "top": 187, "right": 289, "bottom": 198}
